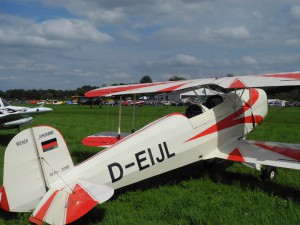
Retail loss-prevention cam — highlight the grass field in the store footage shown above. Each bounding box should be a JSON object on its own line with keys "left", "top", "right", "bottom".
{"left": 0, "top": 105, "right": 300, "bottom": 225}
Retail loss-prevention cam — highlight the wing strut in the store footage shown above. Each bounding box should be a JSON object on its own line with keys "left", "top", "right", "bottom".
{"left": 248, "top": 88, "right": 256, "bottom": 131}
{"left": 117, "top": 96, "right": 122, "bottom": 140}
{"left": 132, "top": 94, "right": 136, "bottom": 133}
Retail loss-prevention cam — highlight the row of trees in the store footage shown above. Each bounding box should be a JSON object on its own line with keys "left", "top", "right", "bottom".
{"left": 0, "top": 85, "right": 99, "bottom": 101}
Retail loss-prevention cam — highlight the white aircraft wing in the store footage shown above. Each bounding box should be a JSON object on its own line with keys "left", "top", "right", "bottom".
{"left": 85, "top": 71, "right": 300, "bottom": 97}
{"left": 213, "top": 139, "right": 300, "bottom": 170}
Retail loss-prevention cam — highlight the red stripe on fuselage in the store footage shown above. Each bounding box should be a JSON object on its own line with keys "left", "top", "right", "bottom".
{"left": 186, "top": 89, "right": 259, "bottom": 142}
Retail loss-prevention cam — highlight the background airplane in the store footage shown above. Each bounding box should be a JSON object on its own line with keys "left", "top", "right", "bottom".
{"left": 0, "top": 97, "right": 53, "bottom": 130}
{"left": 0, "top": 72, "right": 300, "bottom": 225}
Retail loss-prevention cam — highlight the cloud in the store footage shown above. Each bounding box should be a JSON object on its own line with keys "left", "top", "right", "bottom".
{"left": 119, "top": 30, "right": 141, "bottom": 42}
{"left": 242, "top": 56, "right": 258, "bottom": 65}
{"left": 291, "top": 5, "right": 300, "bottom": 19}
{"left": 1, "top": 1, "right": 300, "bottom": 90}
{"left": 203, "top": 26, "right": 251, "bottom": 41}
{"left": 171, "top": 54, "right": 203, "bottom": 66}
{"left": 285, "top": 38, "right": 300, "bottom": 47}
{"left": 106, "top": 72, "right": 132, "bottom": 80}
{"left": 37, "top": 19, "right": 114, "bottom": 42}
{"left": 0, "top": 15, "right": 113, "bottom": 48}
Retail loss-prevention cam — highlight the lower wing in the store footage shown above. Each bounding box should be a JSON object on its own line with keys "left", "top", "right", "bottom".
{"left": 213, "top": 139, "right": 300, "bottom": 170}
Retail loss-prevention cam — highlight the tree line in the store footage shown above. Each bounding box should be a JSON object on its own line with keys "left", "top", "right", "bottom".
{"left": 0, "top": 85, "right": 99, "bottom": 101}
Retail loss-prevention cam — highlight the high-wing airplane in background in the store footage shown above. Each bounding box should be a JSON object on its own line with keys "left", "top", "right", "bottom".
{"left": 0, "top": 97, "right": 53, "bottom": 130}
{"left": 0, "top": 72, "right": 300, "bottom": 225}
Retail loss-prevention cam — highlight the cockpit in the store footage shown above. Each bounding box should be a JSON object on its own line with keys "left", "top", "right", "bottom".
{"left": 185, "top": 95, "right": 224, "bottom": 119}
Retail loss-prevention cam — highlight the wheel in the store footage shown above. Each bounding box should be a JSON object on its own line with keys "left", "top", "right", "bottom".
{"left": 261, "top": 166, "right": 277, "bottom": 180}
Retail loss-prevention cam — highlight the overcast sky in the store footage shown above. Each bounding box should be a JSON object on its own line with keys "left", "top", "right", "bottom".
{"left": 0, "top": 0, "right": 300, "bottom": 90}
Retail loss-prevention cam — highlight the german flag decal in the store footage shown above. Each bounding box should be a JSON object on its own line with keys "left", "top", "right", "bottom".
{"left": 41, "top": 138, "right": 58, "bottom": 152}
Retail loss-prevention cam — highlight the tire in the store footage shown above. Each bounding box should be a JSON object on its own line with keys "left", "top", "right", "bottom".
{"left": 261, "top": 166, "right": 277, "bottom": 180}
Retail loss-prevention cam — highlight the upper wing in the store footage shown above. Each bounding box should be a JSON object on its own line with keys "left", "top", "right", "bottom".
{"left": 215, "top": 71, "right": 300, "bottom": 89}
{"left": 85, "top": 71, "right": 300, "bottom": 97}
{"left": 85, "top": 78, "right": 217, "bottom": 97}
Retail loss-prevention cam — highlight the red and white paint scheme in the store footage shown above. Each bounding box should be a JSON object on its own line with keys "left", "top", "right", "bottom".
{"left": 1, "top": 72, "right": 300, "bottom": 225}
{"left": 85, "top": 71, "right": 300, "bottom": 97}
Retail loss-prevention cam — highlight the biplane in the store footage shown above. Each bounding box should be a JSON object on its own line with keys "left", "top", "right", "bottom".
{"left": 0, "top": 97, "right": 53, "bottom": 130}
{"left": 0, "top": 72, "right": 300, "bottom": 225}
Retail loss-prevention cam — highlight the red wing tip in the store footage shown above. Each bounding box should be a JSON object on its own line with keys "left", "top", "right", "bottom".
{"left": 29, "top": 216, "right": 43, "bottom": 225}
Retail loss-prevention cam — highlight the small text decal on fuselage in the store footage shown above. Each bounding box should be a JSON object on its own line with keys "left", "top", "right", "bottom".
{"left": 108, "top": 141, "right": 175, "bottom": 183}
{"left": 16, "top": 139, "right": 28, "bottom": 147}
{"left": 38, "top": 130, "right": 54, "bottom": 140}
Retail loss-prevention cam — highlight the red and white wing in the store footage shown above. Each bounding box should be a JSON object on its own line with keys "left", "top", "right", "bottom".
{"left": 85, "top": 72, "right": 300, "bottom": 97}
{"left": 215, "top": 139, "right": 300, "bottom": 170}
{"left": 82, "top": 132, "right": 130, "bottom": 147}
{"left": 215, "top": 71, "right": 300, "bottom": 89}
{"left": 85, "top": 78, "right": 218, "bottom": 97}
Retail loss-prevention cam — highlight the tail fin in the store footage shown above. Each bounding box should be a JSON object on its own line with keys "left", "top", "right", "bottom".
{"left": 1, "top": 126, "right": 74, "bottom": 212}
{"left": 29, "top": 180, "right": 114, "bottom": 225}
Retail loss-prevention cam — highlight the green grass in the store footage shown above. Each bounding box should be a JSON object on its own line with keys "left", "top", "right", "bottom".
{"left": 0, "top": 105, "right": 300, "bottom": 225}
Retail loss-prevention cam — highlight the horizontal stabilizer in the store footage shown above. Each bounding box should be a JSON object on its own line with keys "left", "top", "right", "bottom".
{"left": 30, "top": 180, "right": 114, "bottom": 225}
{"left": 217, "top": 140, "right": 300, "bottom": 170}
{"left": 82, "top": 132, "right": 129, "bottom": 147}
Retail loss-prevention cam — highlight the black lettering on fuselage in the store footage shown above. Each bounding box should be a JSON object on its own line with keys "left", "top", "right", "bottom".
{"left": 107, "top": 141, "right": 175, "bottom": 183}
{"left": 164, "top": 141, "right": 175, "bottom": 158}
{"left": 135, "top": 150, "right": 150, "bottom": 171}
{"left": 108, "top": 163, "right": 123, "bottom": 183}
{"left": 16, "top": 139, "right": 28, "bottom": 147}
{"left": 156, "top": 143, "right": 165, "bottom": 162}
